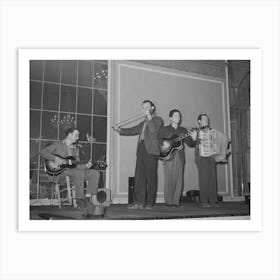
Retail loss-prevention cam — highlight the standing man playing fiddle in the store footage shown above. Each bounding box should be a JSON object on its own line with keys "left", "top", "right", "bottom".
{"left": 113, "top": 100, "right": 163, "bottom": 210}
{"left": 158, "top": 109, "right": 197, "bottom": 207}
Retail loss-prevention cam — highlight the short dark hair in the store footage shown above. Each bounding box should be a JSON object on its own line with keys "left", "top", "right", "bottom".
{"left": 197, "top": 114, "right": 210, "bottom": 127}
{"left": 142, "top": 100, "right": 155, "bottom": 109}
{"left": 64, "top": 126, "right": 77, "bottom": 137}
{"left": 197, "top": 114, "right": 209, "bottom": 121}
{"left": 169, "top": 109, "right": 182, "bottom": 118}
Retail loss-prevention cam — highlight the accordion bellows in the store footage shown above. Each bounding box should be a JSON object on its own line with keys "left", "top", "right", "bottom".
{"left": 199, "top": 129, "right": 230, "bottom": 163}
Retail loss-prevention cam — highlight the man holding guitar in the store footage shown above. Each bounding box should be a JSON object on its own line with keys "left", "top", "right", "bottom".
{"left": 158, "top": 109, "right": 196, "bottom": 207}
{"left": 40, "top": 127, "right": 100, "bottom": 215}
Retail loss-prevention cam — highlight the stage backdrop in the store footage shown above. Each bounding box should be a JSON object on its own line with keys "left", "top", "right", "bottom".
{"left": 108, "top": 61, "right": 232, "bottom": 204}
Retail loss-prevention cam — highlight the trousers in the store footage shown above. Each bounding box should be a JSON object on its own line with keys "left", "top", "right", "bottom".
{"left": 195, "top": 156, "right": 217, "bottom": 204}
{"left": 163, "top": 152, "right": 184, "bottom": 205}
{"left": 134, "top": 141, "right": 158, "bottom": 206}
{"left": 60, "top": 168, "right": 100, "bottom": 198}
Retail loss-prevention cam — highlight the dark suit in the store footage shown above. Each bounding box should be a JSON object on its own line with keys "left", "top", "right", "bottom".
{"left": 120, "top": 116, "right": 163, "bottom": 206}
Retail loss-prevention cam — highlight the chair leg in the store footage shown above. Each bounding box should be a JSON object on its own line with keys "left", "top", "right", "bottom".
{"left": 65, "top": 176, "right": 72, "bottom": 205}
{"left": 72, "top": 188, "right": 77, "bottom": 208}
{"left": 55, "top": 177, "right": 78, "bottom": 209}
{"left": 85, "top": 180, "right": 88, "bottom": 194}
{"left": 55, "top": 184, "right": 62, "bottom": 208}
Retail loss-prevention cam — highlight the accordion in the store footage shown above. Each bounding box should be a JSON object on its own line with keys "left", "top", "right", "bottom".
{"left": 199, "top": 129, "right": 229, "bottom": 162}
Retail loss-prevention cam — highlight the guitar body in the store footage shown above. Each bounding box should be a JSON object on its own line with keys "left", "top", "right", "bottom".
{"left": 158, "top": 134, "right": 184, "bottom": 161}
{"left": 44, "top": 154, "right": 107, "bottom": 176}
{"left": 44, "top": 155, "right": 79, "bottom": 176}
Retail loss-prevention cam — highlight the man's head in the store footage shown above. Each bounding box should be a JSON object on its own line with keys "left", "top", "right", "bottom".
{"left": 169, "top": 109, "right": 182, "bottom": 125}
{"left": 142, "top": 100, "right": 155, "bottom": 117}
{"left": 197, "top": 114, "right": 210, "bottom": 128}
{"left": 65, "top": 127, "right": 80, "bottom": 144}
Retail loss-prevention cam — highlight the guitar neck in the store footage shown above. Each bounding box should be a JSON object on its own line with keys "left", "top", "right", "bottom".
{"left": 54, "top": 154, "right": 105, "bottom": 165}
{"left": 68, "top": 159, "right": 104, "bottom": 165}
{"left": 73, "top": 160, "right": 89, "bottom": 165}
{"left": 56, "top": 157, "right": 89, "bottom": 165}
{"left": 176, "top": 133, "right": 190, "bottom": 141}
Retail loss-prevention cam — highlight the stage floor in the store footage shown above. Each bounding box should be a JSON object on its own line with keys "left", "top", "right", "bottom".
{"left": 30, "top": 202, "right": 250, "bottom": 220}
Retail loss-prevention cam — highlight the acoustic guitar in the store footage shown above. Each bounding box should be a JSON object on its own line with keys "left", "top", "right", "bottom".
{"left": 158, "top": 133, "right": 191, "bottom": 161}
{"left": 44, "top": 154, "right": 107, "bottom": 176}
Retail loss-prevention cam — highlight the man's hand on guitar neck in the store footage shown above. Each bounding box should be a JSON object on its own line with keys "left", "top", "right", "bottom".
{"left": 86, "top": 160, "right": 93, "bottom": 169}
{"left": 189, "top": 130, "right": 198, "bottom": 141}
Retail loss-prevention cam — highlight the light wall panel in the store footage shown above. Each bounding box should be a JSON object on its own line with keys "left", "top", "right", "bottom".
{"left": 109, "top": 61, "right": 232, "bottom": 203}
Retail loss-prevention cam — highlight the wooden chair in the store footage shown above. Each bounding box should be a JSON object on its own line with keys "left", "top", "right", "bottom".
{"left": 54, "top": 176, "right": 77, "bottom": 208}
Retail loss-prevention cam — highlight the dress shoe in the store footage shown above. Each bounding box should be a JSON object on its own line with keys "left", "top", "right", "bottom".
{"left": 86, "top": 203, "right": 96, "bottom": 215}
{"left": 165, "top": 203, "right": 173, "bottom": 208}
{"left": 200, "top": 203, "right": 211, "bottom": 207}
{"left": 145, "top": 204, "right": 153, "bottom": 210}
{"left": 127, "top": 203, "right": 144, "bottom": 210}
{"left": 86, "top": 204, "right": 105, "bottom": 218}
{"left": 76, "top": 198, "right": 87, "bottom": 209}
{"left": 209, "top": 203, "right": 220, "bottom": 208}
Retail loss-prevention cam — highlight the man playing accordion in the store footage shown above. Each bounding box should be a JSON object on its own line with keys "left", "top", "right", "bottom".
{"left": 191, "top": 114, "right": 230, "bottom": 207}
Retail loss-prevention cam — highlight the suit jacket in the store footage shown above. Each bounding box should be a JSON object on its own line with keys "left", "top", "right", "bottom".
{"left": 120, "top": 116, "right": 163, "bottom": 156}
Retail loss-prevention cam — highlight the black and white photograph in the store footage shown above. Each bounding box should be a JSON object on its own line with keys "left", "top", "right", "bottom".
{"left": 17, "top": 48, "right": 261, "bottom": 232}
{"left": 28, "top": 58, "right": 251, "bottom": 221}
{"left": 1, "top": 1, "right": 280, "bottom": 280}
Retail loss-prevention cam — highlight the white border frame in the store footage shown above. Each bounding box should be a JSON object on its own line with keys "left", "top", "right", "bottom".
{"left": 18, "top": 49, "right": 261, "bottom": 231}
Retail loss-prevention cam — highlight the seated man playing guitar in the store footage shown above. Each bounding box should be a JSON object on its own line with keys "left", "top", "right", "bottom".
{"left": 40, "top": 127, "right": 100, "bottom": 215}
{"left": 158, "top": 109, "right": 196, "bottom": 207}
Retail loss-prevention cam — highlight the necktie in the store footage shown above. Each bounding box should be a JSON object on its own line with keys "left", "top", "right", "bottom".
{"left": 140, "top": 120, "right": 148, "bottom": 140}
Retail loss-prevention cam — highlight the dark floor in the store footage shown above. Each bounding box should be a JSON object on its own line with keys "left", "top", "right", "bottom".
{"left": 30, "top": 201, "right": 250, "bottom": 220}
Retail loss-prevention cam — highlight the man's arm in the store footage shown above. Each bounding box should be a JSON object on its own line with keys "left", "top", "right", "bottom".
{"left": 74, "top": 146, "right": 91, "bottom": 170}
{"left": 185, "top": 136, "right": 197, "bottom": 147}
{"left": 157, "top": 126, "right": 173, "bottom": 151}
{"left": 119, "top": 122, "right": 142, "bottom": 136}
{"left": 181, "top": 127, "right": 197, "bottom": 147}
{"left": 40, "top": 143, "right": 58, "bottom": 161}
{"left": 40, "top": 142, "right": 67, "bottom": 167}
